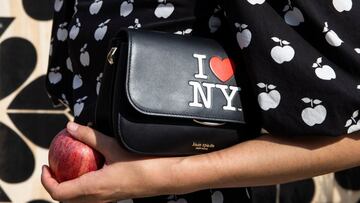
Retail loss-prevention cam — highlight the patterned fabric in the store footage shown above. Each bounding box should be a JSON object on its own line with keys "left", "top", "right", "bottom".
{"left": 46, "top": 0, "right": 360, "bottom": 202}
{"left": 222, "top": 1, "right": 360, "bottom": 137}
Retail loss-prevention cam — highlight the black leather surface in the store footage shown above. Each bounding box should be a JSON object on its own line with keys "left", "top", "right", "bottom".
{"left": 125, "top": 30, "right": 245, "bottom": 124}
{"left": 95, "top": 30, "right": 251, "bottom": 155}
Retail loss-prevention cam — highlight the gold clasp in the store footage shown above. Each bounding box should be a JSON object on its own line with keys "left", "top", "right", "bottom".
{"left": 107, "top": 47, "right": 118, "bottom": 65}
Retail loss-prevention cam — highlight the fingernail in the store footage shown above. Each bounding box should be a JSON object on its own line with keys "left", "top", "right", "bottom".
{"left": 67, "top": 122, "right": 79, "bottom": 133}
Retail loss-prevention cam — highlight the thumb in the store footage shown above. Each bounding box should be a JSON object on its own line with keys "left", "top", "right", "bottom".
{"left": 66, "top": 122, "right": 116, "bottom": 157}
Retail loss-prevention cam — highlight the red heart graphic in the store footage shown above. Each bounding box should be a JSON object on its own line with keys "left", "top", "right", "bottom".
{"left": 209, "top": 56, "right": 235, "bottom": 83}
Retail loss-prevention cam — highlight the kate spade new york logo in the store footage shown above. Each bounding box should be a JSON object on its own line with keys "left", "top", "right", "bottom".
{"left": 188, "top": 54, "right": 242, "bottom": 112}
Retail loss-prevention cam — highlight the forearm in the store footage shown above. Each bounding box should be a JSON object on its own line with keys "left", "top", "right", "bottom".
{"left": 171, "top": 133, "right": 360, "bottom": 194}
{"left": 41, "top": 123, "right": 360, "bottom": 201}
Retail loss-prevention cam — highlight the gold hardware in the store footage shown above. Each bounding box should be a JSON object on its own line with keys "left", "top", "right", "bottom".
{"left": 107, "top": 47, "right": 118, "bottom": 65}
{"left": 192, "top": 142, "right": 215, "bottom": 151}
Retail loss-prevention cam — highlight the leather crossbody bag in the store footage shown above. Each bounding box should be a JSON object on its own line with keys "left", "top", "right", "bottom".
{"left": 95, "top": 29, "right": 253, "bottom": 156}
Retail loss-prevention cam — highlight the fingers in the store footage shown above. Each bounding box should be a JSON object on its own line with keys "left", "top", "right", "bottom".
{"left": 41, "top": 165, "right": 60, "bottom": 197}
{"left": 41, "top": 165, "right": 83, "bottom": 200}
{"left": 66, "top": 122, "right": 117, "bottom": 157}
{"left": 41, "top": 165, "right": 105, "bottom": 203}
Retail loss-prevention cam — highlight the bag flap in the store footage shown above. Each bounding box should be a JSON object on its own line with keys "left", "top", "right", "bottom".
{"left": 120, "top": 30, "right": 245, "bottom": 124}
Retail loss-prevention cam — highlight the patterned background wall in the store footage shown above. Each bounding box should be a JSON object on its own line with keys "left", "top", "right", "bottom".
{"left": 0, "top": 0, "right": 71, "bottom": 202}
{"left": 0, "top": 0, "right": 359, "bottom": 202}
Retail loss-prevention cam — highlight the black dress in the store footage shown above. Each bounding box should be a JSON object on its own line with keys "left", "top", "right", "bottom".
{"left": 46, "top": 0, "right": 360, "bottom": 202}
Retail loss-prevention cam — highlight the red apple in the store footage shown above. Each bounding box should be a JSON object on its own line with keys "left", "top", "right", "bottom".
{"left": 48, "top": 129, "right": 104, "bottom": 182}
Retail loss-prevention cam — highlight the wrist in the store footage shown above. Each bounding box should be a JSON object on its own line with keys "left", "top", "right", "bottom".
{"left": 170, "top": 153, "right": 225, "bottom": 194}
{"left": 148, "top": 155, "right": 208, "bottom": 196}
{"left": 140, "top": 156, "right": 190, "bottom": 196}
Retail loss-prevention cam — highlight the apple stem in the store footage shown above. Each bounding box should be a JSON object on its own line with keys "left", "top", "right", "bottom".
{"left": 324, "top": 22, "right": 329, "bottom": 33}
{"left": 265, "top": 85, "right": 268, "bottom": 93}
{"left": 310, "top": 99, "right": 314, "bottom": 108}
{"left": 288, "top": 0, "right": 293, "bottom": 9}
{"left": 352, "top": 117, "right": 356, "bottom": 124}
{"left": 279, "top": 41, "right": 283, "bottom": 47}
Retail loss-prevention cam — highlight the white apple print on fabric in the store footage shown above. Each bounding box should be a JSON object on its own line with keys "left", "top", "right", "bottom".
{"left": 323, "top": 22, "right": 343, "bottom": 47}
{"left": 74, "top": 96, "right": 88, "bottom": 117}
{"left": 69, "top": 18, "right": 81, "bottom": 40}
{"left": 355, "top": 48, "right": 360, "bottom": 54}
{"left": 283, "top": 0, "right": 304, "bottom": 26}
{"left": 89, "top": 0, "right": 103, "bottom": 15}
{"left": 54, "top": 0, "right": 64, "bottom": 12}
{"left": 345, "top": 110, "right": 360, "bottom": 134}
{"left": 94, "top": 19, "right": 111, "bottom": 41}
{"left": 73, "top": 74, "right": 83, "bottom": 89}
{"left": 270, "top": 37, "right": 295, "bottom": 64}
{"left": 301, "top": 98, "right": 327, "bottom": 126}
{"left": 235, "top": 23, "right": 252, "bottom": 49}
{"left": 245, "top": 188, "right": 251, "bottom": 199}
{"left": 80, "top": 43, "right": 90, "bottom": 67}
{"left": 155, "top": 0, "right": 175, "bottom": 19}
{"left": 257, "top": 83, "right": 281, "bottom": 111}
{"left": 73, "top": 0, "right": 79, "bottom": 17}
{"left": 48, "top": 67, "right": 62, "bottom": 84}
{"left": 128, "top": 18, "right": 142, "bottom": 29}
{"left": 312, "top": 57, "right": 336, "bottom": 80}
{"left": 247, "top": 0, "right": 265, "bottom": 5}
{"left": 174, "top": 28, "right": 192, "bottom": 35}
{"left": 120, "top": 0, "right": 134, "bottom": 17}
{"left": 61, "top": 93, "right": 69, "bottom": 106}
{"left": 208, "top": 6, "right": 222, "bottom": 33}
{"left": 56, "top": 22, "right": 68, "bottom": 41}
{"left": 211, "top": 190, "right": 224, "bottom": 203}
{"left": 96, "top": 72, "right": 103, "bottom": 95}
{"left": 167, "top": 195, "right": 187, "bottom": 203}
{"left": 66, "top": 57, "right": 73, "bottom": 72}
{"left": 333, "top": 0, "right": 352, "bottom": 12}
{"left": 357, "top": 85, "right": 360, "bottom": 89}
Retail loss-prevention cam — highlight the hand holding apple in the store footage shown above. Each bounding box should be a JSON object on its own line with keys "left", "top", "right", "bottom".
{"left": 42, "top": 122, "right": 186, "bottom": 202}
{"left": 48, "top": 128, "right": 104, "bottom": 183}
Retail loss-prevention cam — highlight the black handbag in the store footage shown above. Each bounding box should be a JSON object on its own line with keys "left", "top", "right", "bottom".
{"left": 95, "top": 29, "right": 255, "bottom": 156}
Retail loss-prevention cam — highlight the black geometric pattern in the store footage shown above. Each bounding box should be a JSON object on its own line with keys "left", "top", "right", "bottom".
{"left": 9, "top": 76, "right": 64, "bottom": 110}
{"left": 0, "top": 186, "right": 11, "bottom": 202}
{"left": 0, "top": 17, "right": 14, "bottom": 37}
{"left": 0, "top": 37, "right": 37, "bottom": 100}
{"left": 0, "top": 1, "right": 68, "bottom": 201}
{"left": 22, "top": 0, "right": 54, "bottom": 21}
{"left": 0, "top": 122, "right": 35, "bottom": 183}
{"left": 8, "top": 79, "right": 69, "bottom": 147}
{"left": 27, "top": 200, "right": 51, "bottom": 203}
